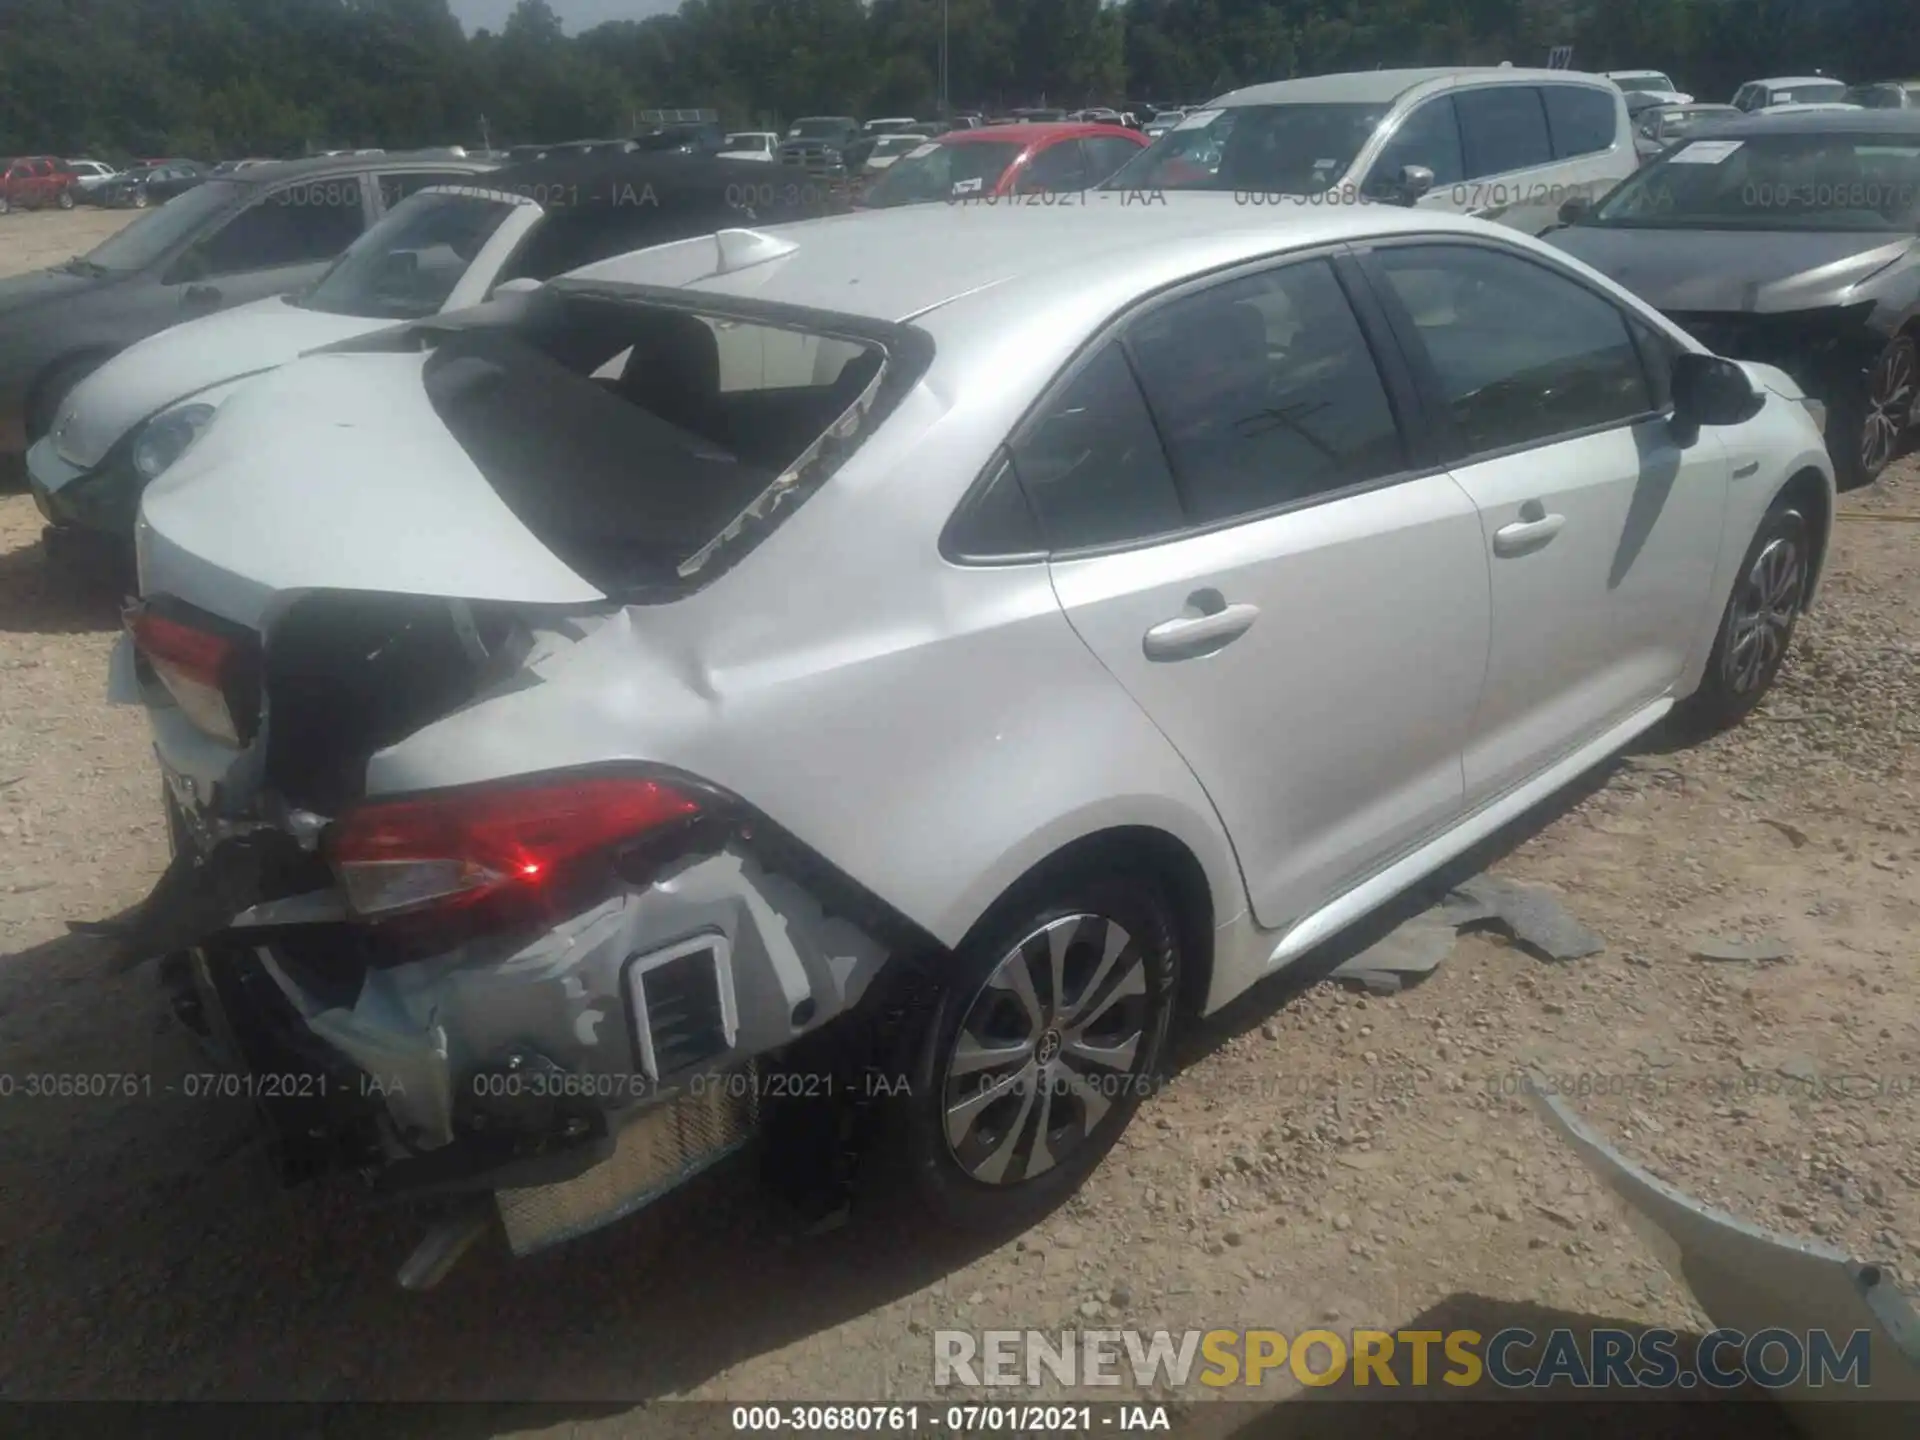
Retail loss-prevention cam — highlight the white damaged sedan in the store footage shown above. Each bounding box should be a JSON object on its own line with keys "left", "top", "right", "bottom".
{"left": 103, "top": 197, "right": 1833, "bottom": 1284}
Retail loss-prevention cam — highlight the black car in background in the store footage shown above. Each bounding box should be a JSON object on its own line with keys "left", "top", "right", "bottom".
{"left": 1548, "top": 110, "right": 1920, "bottom": 486}
{"left": 95, "top": 160, "right": 210, "bottom": 209}
{"left": 0, "top": 151, "right": 496, "bottom": 460}
{"left": 633, "top": 121, "right": 728, "bottom": 156}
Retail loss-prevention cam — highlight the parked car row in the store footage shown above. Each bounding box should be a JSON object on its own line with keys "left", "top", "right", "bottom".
{"left": 5, "top": 65, "right": 1913, "bottom": 1291}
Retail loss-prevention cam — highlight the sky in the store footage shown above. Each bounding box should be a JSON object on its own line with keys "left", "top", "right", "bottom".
{"left": 449, "top": 0, "right": 680, "bottom": 35}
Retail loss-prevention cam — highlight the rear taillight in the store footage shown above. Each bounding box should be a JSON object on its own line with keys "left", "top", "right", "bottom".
{"left": 126, "top": 604, "right": 257, "bottom": 745}
{"left": 327, "top": 775, "right": 702, "bottom": 919}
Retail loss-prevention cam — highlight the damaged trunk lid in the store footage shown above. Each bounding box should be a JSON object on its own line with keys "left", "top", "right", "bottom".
{"left": 135, "top": 350, "right": 609, "bottom": 631}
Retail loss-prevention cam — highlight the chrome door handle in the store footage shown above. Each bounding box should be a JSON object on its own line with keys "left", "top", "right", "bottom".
{"left": 1142, "top": 603, "right": 1260, "bottom": 662}
{"left": 1492, "top": 512, "right": 1566, "bottom": 557}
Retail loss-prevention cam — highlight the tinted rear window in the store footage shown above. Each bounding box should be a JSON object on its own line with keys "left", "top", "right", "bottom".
{"left": 1543, "top": 85, "right": 1619, "bottom": 158}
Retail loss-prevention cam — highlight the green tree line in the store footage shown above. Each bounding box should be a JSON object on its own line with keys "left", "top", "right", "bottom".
{"left": 0, "top": 0, "right": 1915, "bottom": 159}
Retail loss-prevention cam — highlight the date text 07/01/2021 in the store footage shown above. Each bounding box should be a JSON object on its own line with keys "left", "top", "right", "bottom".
{"left": 729, "top": 1404, "right": 1172, "bottom": 1433}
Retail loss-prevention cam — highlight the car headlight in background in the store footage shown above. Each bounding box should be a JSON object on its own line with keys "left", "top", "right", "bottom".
{"left": 131, "top": 403, "right": 216, "bottom": 480}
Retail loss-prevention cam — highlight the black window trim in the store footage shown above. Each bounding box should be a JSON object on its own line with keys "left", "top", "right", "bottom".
{"left": 1350, "top": 234, "right": 1676, "bottom": 470}
{"left": 944, "top": 240, "right": 1453, "bottom": 567}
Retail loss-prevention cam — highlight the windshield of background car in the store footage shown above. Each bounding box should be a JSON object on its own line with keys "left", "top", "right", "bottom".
{"left": 863, "top": 140, "right": 1024, "bottom": 205}
{"left": 1772, "top": 82, "right": 1848, "bottom": 105}
{"left": 298, "top": 189, "right": 518, "bottom": 319}
{"left": 1590, "top": 132, "right": 1920, "bottom": 230}
{"left": 1653, "top": 106, "right": 1739, "bottom": 139}
{"left": 790, "top": 119, "right": 852, "bottom": 139}
{"left": 1102, "top": 102, "right": 1389, "bottom": 193}
{"left": 81, "top": 179, "right": 244, "bottom": 271}
{"left": 1615, "top": 73, "right": 1676, "bottom": 92}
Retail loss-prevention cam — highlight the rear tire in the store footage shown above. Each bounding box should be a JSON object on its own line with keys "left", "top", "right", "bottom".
{"left": 57, "top": 187, "right": 74, "bottom": 210}
{"left": 1675, "top": 504, "right": 1811, "bottom": 735}
{"left": 898, "top": 868, "right": 1180, "bottom": 1233}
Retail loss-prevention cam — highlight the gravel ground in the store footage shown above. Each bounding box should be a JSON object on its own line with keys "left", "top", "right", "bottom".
{"left": 0, "top": 210, "right": 1916, "bottom": 1429}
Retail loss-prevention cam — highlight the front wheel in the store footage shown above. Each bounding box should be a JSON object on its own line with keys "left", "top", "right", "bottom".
{"left": 0, "top": 194, "right": 10, "bottom": 216}
{"left": 57, "top": 187, "right": 75, "bottom": 210}
{"left": 1676, "top": 504, "right": 1811, "bottom": 734}
{"left": 1829, "top": 335, "right": 1915, "bottom": 488}
{"left": 131, "top": 189, "right": 149, "bottom": 209}
{"left": 899, "top": 870, "right": 1180, "bottom": 1232}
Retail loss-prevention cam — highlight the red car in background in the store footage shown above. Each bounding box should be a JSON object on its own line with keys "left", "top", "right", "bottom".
{"left": 856, "top": 123, "right": 1149, "bottom": 208}
{"left": 0, "top": 156, "right": 78, "bottom": 213}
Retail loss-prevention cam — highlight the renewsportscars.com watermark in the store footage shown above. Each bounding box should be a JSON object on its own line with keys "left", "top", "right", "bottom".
{"left": 934, "top": 1326, "right": 1875, "bottom": 1391}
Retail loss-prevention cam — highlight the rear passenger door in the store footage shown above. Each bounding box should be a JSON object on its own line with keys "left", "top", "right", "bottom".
{"left": 1358, "top": 240, "right": 1728, "bottom": 806}
{"left": 1451, "top": 85, "right": 1562, "bottom": 232}
{"left": 1028, "top": 252, "right": 1491, "bottom": 937}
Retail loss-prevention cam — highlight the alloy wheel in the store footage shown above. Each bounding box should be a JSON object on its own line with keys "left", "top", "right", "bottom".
{"left": 942, "top": 913, "right": 1150, "bottom": 1187}
{"left": 1720, "top": 534, "right": 1805, "bottom": 695}
{"left": 1861, "top": 342, "right": 1914, "bottom": 476}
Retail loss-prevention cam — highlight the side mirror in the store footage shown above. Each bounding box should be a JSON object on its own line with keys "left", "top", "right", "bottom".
{"left": 1396, "top": 164, "right": 1435, "bottom": 203}
{"left": 1671, "top": 352, "right": 1760, "bottom": 430}
{"left": 1557, "top": 193, "right": 1593, "bottom": 226}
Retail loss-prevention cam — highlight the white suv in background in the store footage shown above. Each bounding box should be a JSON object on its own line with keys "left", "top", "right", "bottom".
{"left": 1102, "top": 67, "right": 1637, "bottom": 234}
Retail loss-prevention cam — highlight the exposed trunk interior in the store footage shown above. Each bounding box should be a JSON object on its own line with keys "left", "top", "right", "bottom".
{"left": 262, "top": 591, "right": 535, "bottom": 814}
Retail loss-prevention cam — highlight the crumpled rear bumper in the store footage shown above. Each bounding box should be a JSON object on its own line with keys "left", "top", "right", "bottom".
{"left": 122, "top": 794, "right": 896, "bottom": 1248}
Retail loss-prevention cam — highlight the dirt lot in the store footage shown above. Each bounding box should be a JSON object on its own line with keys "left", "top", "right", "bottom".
{"left": 0, "top": 208, "right": 1917, "bottom": 1425}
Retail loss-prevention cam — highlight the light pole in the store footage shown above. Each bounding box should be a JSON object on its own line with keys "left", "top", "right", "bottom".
{"left": 940, "top": 0, "right": 949, "bottom": 120}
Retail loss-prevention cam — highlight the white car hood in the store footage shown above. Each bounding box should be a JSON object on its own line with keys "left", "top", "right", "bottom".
{"left": 54, "top": 295, "right": 391, "bottom": 469}
{"left": 136, "top": 351, "right": 605, "bottom": 630}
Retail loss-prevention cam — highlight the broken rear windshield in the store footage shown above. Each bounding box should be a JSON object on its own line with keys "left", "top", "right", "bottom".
{"left": 420, "top": 293, "right": 900, "bottom": 595}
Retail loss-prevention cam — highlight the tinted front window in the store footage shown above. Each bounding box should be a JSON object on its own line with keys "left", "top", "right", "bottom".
{"left": 1015, "top": 141, "right": 1089, "bottom": 192}
{"left": 1456, "top": 87, "right": 1552, "bottom": 178}
{"left": 863, "top": 141, "right": 1023, "bottom": 205}
{"left": 300, "top": 190, "right": 518, "bottom": 319}
{"left": 82, "top": 180, "right": 245, "bottom": 271}
{"left": 1009, "top": 343, "right": 1185, "bottom": 551}
{"left": 1544, "top": 85, "right": 1619, "bottom": 158}
{"left": 1368, "top": 96, "right": 1464, "bottom": 190}
{"left": 197, "top": 179, "right": 366, "bottom": 275}
{"left": 1082, "top": 135, "right": 1144, "bottom": 178}
{"left": 1126, "top": 260, "right": 1403, "bottom": 523}
{"left": 1373, "top": 244, "right": 1652, "bottom": 453}
{"left": 1103, "top": 103, "right": 1390, "bottom": 194}
{"left": 1589, "top": 133, "right": 1920, "bottom": 230}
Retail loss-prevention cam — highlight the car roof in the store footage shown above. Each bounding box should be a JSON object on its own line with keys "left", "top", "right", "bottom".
{"left": 1214, "top": 66, "right": 1611, "bottom": 107}
{"left": 944, "top": 122, "right": 1140, "bottom": 145}
{"left": 566, "top": 195, "right": 1508, "bottom": 326}
{"left": 211, "top": 151, "right": 494, "bottom": 185}
{"left": 1750, "top": 76, "right": 1841, "bottom": 88}
{"left": 1703, "top": 109, "right": 1920, "bottom": 135}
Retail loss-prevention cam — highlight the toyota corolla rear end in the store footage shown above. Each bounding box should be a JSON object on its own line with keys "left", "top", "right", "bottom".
{"left": 105, "top": 275, "right": 935, "bottom": 1284}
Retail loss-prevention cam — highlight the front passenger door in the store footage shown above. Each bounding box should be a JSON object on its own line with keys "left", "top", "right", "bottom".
{"left": 1032, "top": 254, "right": 1491, "bottom": 936}
{"left": 1361, "top": 241, "right": 1729, "bottom": 806}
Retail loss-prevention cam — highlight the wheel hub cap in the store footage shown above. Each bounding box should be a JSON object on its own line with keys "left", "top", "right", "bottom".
{"left": 1721, "top": 536, "right": 1804, "bottom": 694}
{"left": 1864, "top": 346, "right": 1914, "bottom": 473}
{"left": 942, "top": 913, "right": 1149, "bottom": 1187}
